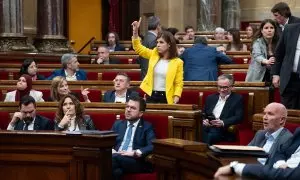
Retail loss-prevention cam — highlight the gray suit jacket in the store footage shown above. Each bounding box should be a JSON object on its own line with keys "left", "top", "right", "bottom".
{"left": 248, "top": 128, "right": 292, "bottom": 164}
{"left": 137, "top": 31, "right": 157, "bottom": 80}
{"left": 245, "top": 38, "right": 268, "bottom": 82}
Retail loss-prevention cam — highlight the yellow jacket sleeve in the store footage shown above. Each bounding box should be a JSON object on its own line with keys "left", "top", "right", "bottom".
{"left": 132, "top": 37, "right": 154, "bottom": 60}
{"left": 173, "top": 59, "right": 184, "bottom": 97}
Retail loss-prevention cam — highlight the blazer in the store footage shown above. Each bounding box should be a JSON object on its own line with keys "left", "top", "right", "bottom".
{"left": 248, "top": 128, "right": 292, "bottom": 164}
{"left": 181, "top": 43, "right": 232, "bottom": 81}
{"left": 137, "top": 31, "right": 157, "bottom": 80}
{"left": 204, "top": 92, "right": 244, "bottom": 129}
{"left": 114, "top": 44, "right": 125, "bottom": 51}
{"left": 132, "top": 38, "right": 184, "bottom": 104}
{"left": 272, "top": 23, "right": 300, "bottom": 94}
{"left": 54, "top": 115, "right": 96, "bottom": 131}
{"left": 276, "top": 16, "right": 300, "bottom": 36}
{"left": 13, "top": 114, "right": 53, "bottom": 130}
{"left": 4, "top": 90, "right": 45, "bottom": 102}
{"left": 47, "top": 68, "right": 87, "bottom": 80}
{"left": 103, "top": 89, "right": 139, "bottom": 103}
{"left": 112, "top": 118, "right": 155, "bottom": 157}
{"left": 243, "top": 128, "right": 300, "bottom": 180}
{"left": 246, "top": 38, "right": 268, "bottom": 82}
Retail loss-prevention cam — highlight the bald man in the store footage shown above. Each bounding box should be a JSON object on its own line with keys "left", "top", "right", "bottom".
{"left": 214, "top": 103, "right": 300, "bottom": 179}
{"left": 248, "top": 103, "right": 292, "bottom": 165}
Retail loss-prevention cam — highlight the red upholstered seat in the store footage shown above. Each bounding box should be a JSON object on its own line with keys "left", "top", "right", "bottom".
{"left": 72, "top": 89, "right": 101, "bottom": 102}
{"left": 88, "top": 112, "right": 118, "bottom": 130}
{"left": 285, "top": 123, "right": 299, "bottom": 134}
{"left": 38, "top": 112, "right": 56, "bottom": 122}
{"left": 273, "top": 88, "right": 281, "bottom": 103}
{"left": 119, "top": 58, "right": 137, "bottom": 64}
{"left": 87, "top": 72, "right": 99, "bottom": 80}
{"left": 0, "top": 112, "right": 11, "bottom": 130}
{"left": 39, "top": 89, "right": 51, "bottom": 101}
{"left": 232, "top": 57, "right": 249, "bottom": 64}
{"left": 0, "top": 71, "right": 9, "bottom": 80}
{"left": 179, "top": 90, "right": 200, "bottom": 106}
{"left": 102, "top": 71, "right": 140, "bottom": 81}
{"left": 232, "top": 72, "right": 247, "bottom": 81}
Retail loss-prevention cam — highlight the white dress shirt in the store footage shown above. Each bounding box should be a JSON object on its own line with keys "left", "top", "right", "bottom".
{"left": 212, "top": 94, "right": 230, "bottom": 119}
{"left": 292, "top": 34, "right": 300, "bottom": 73}
{"left": 7, "top": 117, "right": 36, "bottom": 130}
{"left": 258, "top": 127, "right": 284, "bottom": 165}
{"left": 153, "top": 59, "right": 169, "bottom": 91}
{"left": 273, "top": 145, "right": 300, "bottom": 169}
{"left": 114, "top": 91, "right": 127, "bottom": 103}
{"left": 65, "top": 70, "right": 77, "bottom": 81}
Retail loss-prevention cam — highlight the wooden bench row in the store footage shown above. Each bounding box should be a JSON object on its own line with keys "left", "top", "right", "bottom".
{"left": 0, "top": 80, "right": 268, "bottom": 115}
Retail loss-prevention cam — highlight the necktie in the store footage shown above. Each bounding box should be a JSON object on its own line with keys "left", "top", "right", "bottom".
{"left": 24, "top": 122, "right": 30, "bottom": 131}
{"left": 297, "top": 54, "right": 300, "bottom": 74}
{"left": 121, "top": 124, "right": 134, "bottom": 151}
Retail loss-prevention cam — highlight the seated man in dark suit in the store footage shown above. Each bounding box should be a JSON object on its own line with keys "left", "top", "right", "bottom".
{"left": 103, "top": 72, "right": 139, "bottom": 103}
{"left": 248, "top": 102, "right": 292, "bottom": 165}
{"left": 93, "top": 46, "right": 120, "bottom": 64}
{"left": 47, "top": 53, "right": 87, "bottom": 81}
{"left": 214, "top": 127, "right": 300, "bottom": 180}
{"left": 7, "top": 95, "right": 53, "bottom": 130}
{"left": 111, "top": 95, "right": 155, "bottom": 180}
{"left": 202, "top": 74, "right": 243, "bottom": 145}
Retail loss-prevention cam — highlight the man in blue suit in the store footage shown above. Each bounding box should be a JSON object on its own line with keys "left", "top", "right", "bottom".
{"left": 47, "top": 53, "right": 87, "bottom": 81}
{"left": 103, "top": 73, "right": 139, "bottom": 103}
{"left": 181, "top": 37, "right": 232, "bottom": 81}
{"left": 202, "top": 74, "right": 244, "bottom": 145}
{"left": 214, "top": 127, "right": 300, "bottom": 180}
{"left": 111, "top": 95, "right": 155, "bottom": 180}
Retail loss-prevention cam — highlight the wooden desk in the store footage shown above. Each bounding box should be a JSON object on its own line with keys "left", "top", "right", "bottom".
{"left": 0, "top": 131, "right": 117, "bottom": 180}
{"left": 152, "top": 138, "right": 258, "bottom": 180}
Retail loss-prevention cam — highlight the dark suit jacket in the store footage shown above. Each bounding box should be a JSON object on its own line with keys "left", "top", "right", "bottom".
{"left": 243, "top": 128, "right": 300, "bottom": 179}
{"left": 137, "top": 31, "right": 157, "bottom": 80}
{"left": 54, "top": 115, "right": 96, "bottom": 131}
{"left": 103, "top": 89, "right": 139, "bottom": 103}
{"left": 14, "top": 114, "right": 53, "bottom": 130}
{"left": 47, "top": 68, "right": 87, "bottom": 80}
{"left": 112, "top": 118, "right": 155, "bottom": 157}
{"left": 276, "top": 16, "right": 300, "bottom": 36}
{"left": 248, "top": 128, "right": 292, "bottom": 164}
{"left": 203, "top": 92, "right": 243, "bottom": 140}
{"left": 114, "top": 44, "right": 125, "bottom": 51}
{"left": 272, "top": 23, "right": 300, "bottom": 94}
{"left": 181, "top": 43, "right": 232, "bottom": 81}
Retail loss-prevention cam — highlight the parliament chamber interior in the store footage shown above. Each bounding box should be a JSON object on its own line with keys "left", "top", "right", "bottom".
{"left": 1, "top": 0, "right": 300, "bottom": 180}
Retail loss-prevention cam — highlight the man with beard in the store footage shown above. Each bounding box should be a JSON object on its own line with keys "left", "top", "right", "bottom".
{"left": 47, "top": 53, "right": 87, "bottom": 81}
{"left": 111, "top": 95, "right": 155, "bottom": 180}
{"left": 7, "top": 95, "right": 53, "bottom": 130}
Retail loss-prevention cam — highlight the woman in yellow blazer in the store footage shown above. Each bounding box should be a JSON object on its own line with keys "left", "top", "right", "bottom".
{"left": 132, "top": 18, "right": 183, "bottom": 104}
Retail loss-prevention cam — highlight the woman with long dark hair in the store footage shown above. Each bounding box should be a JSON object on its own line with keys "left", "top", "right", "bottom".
{"left": 19, "top": 59, "right": 46, "bottom": 80}
{"left": 132, "top": 18, "right": 183, "bottom": 104}
{"left": 54, "top": 94, "right": 96, "bottom": 131}
{"left": 246, "top": 19, "right": 279, "bottom": 82}
{"left": 226, "top": 28, "right": 247, "bottom": 51}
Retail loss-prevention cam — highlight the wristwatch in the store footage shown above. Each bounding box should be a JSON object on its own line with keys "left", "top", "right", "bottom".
{"left": 230, "top": 161, "right": 239, "bottom": 174}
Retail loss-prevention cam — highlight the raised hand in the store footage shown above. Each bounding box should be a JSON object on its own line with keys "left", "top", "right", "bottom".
{"left": 132, "top": 17, "right": 142, "bottom": 37}
{"left": 81, "top": 86, "right": 91, "bottom": 102}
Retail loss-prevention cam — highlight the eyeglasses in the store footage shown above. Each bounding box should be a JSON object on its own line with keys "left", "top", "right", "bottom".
{"left": 217, "top": 85, "right": 232, "bottom": 90}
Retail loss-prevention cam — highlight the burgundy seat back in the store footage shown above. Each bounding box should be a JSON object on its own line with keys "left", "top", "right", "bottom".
{"left": 0, "top": 112, "right": 11, "bottom": 129}
{"left": 72, "top": 89, "right": 101, "bottom": 102}
{"left": 87, "top": 72, "right": 99, "bottom": 80}
{"left": 0, "top": 71, "right": 9, "bottom": 80}
{"left": 179, "top": 90, "right": 200, "bottom": 105}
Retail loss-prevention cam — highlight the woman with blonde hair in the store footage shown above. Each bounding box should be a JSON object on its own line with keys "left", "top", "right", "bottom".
{"left": 54, "top": 94, "right": 96, "bottom": 131}
{"left": 49, "top": 76, "right": 90, "bottom": 102}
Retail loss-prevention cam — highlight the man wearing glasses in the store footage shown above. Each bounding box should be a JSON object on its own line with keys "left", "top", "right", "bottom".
{"left": 202, "top": 74, "right": 244, "bottom": 145}
{"left": 7, "top": 95, "right": 53, "bottom": 131}
{"left": 103, "top": 73, "right": 139, "bottom": 103}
